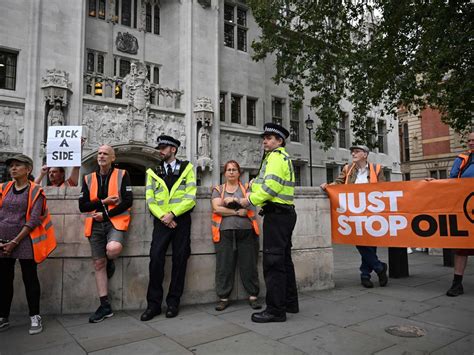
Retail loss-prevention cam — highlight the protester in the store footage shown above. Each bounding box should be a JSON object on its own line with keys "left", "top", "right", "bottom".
{"left": 78, "top": 145, "right": 133, "bottom": 323}
{"left": 141, "top": 135, "right": 196, "bottom": 321}
{"left": 239, "top": 123, "right": 298, "bottom": 323}
{"left": 211, "top": 160, "right": 261, "bottom": 311}
{"left": 0, "top": 154, "right": 56, "bottom": 334}
{"left": 321, "top": 145, "right": 388, "bottom": 289}
{"left": 446, "top": 131, "right": 474, "bottom": 297}
{"left": 35, "top": 137, "right": 86, "bottom": 187}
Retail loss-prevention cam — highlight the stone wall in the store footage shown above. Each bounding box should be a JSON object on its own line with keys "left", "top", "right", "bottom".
{"left": 11, "top": 187, "right": 334, "bottom": 315}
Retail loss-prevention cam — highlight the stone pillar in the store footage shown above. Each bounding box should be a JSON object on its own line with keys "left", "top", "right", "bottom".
{"left": 194, "top": 97, "right": 213, "bottom": 186}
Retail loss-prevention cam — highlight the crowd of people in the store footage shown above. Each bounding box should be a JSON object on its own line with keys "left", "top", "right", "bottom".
{"left": 0, "top": 126, "right": 472, "bottom": 335}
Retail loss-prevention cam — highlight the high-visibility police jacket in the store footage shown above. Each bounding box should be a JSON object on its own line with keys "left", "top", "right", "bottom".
{"left": 211, "top": 182, "right": 260, "bottom": 243}
{"left": 0, "top": 181, "right": 57, "bottom": 263}
{"left": 145, "top": 161, "right": 197, "bottom": 218}
{"left": 83, "top": 168, "right": 131, "bottom": 237}
{"left": 249, "top": 147, "right": 295, "bottom": 207}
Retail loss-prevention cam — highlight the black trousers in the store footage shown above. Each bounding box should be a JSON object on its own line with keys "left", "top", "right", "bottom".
{"left": 0, "top": 258, "right": 40, "bottom": 317}
{"left": 262, "top": 208, "right": 298, "bottom": 316}
{"left": 146, "top": 213, "right": 191, "bottom": 311}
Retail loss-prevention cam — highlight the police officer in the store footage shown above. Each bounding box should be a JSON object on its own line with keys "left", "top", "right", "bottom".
{"left": 141, "top": 135, "right": 197, "bottom": 321}
{"left": 240, "top": 123, "right": 298, "bottom": 323}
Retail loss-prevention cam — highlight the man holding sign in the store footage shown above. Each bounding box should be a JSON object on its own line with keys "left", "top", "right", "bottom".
{"left": 321, "top": 145, "right": 388, "bottom": 289}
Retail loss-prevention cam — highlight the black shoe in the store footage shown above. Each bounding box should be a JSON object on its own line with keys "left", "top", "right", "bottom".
{"left": 166, "top": 306, "right": 179, "bottom": 318}
{"left": 106, "top": 259, "right": 115, "bottom": 279}
{"left": 286, "top": 303, "right": 299, "bottom": 314}
{"left": 251, "top": 310, "right": 286, "bottom": 323}
{"left": 361, "top": 278, "right": 374, "bottom": 288}
{"left": 446, "top": 283, "right": 464, "bottom": 297}
{"left": 89, "top": 304, "right": 113, "bottom": 323}
{"left": 140, "top": 308, "right": 161, "bottom": 321}
{"left": 377, "top": 263, "right": 388, "bottom": 287}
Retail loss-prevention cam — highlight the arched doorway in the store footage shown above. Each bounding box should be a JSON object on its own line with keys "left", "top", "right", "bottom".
{"left": 81, "top": 143, "right": 161, "bottom": 186}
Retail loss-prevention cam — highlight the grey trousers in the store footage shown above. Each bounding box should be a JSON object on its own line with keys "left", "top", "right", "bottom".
{"left": 214, "top": 229, "right": 260, "bottom": 299}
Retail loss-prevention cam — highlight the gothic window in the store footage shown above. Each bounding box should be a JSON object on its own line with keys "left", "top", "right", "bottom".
{"left": 119, "top": 59, "right": 131, "bottom": 78}
{"left": 146, "top": 4, "right": 152, "bottom": 32}
{"left": 224, "top": 3, "right": 247, "bottom": 51}
{"left": 231, "top": 95, "right": 241, "bottom": 124}
{"left": 154, "top": 5, "right": 160, "bottom": 34}
{"left": 0, "top": 50, "right": 17, "bottom": 90}
{"left": 98, "top": 0, "right": 106, "bottom": 19}
{"left": 272, "top": 98, "right": 283, "bottom": 125}
{"left": 97, "top": 54, "right": 104, "bottom": 74}
{"left": 153, "top": 66, "right": 159, "bottom": 84}
{"left": 247, "top": 98, "right": 256, "bottom": 126}
{"left": 88, "top": 0, "right": 97, "bottom": 17}
{"left": 121, "top": 0, "right": 131, "bottom": 26}
{"left": 220, "top": 93, "right": 226, "bottom": 122}
{"left": 290, "top": 102, "right": 300, "bottom": 142}
{"left": 133, "top": 0, "right": 137, "bottom": 28}
{"left": 146, "top": 64, "right": 151, "bottom": 80}
{"left": 338, "top": 112, "right": 349, "bottom": 148}
{"left": 377, "top": 120, "right": 387, "bottom": 153}
{"left": 87, "top": 52, "right": 95, "bottom": 72}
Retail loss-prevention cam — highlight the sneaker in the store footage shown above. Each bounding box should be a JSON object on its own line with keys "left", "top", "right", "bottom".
{"left": 446, "top": 283, "right": 464, "bottom": 297}
{"left": 29, "top": 315, "right": 42, "bottom": 335}
{"left": 0, "top": 317, "right": 10, "bottom": 332}
{"left": 215, "top": 299, "right": 230, "bottom": 311}
{"left": 106, "top": 259, "right": 115, "bottom": 279}
{"left": 377, "top": 263, "right": 388, "bottom": 287}
{"left": 361, "top": 278, "right": 374, "bottom": 288}
{"left": 89, "top": 304, "right": 114, "bottom": 323}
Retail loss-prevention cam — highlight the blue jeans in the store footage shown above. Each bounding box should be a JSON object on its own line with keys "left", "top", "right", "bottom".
{"left": 356, "top": 246, "right": 384, "bottom": 280}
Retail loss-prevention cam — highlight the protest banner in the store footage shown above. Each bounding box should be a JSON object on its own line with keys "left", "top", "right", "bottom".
{"left": 326, "top": 178, "right": 474, "bottom": 248}
{"left": 46, "top": 126, "right": 82, "bottom": 167}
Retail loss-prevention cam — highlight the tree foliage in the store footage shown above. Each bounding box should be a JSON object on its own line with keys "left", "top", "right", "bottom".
{"left": 248, "top": 0, "right": 473, "bottom": 149}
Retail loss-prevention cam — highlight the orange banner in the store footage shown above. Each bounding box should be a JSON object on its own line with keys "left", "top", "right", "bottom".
{"left": 326, "top": 178, "right": 474, "bottom": 248}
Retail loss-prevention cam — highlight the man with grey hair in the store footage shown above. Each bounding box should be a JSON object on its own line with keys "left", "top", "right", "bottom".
{"left": 321, "top": 144, "right": 388, "bottom": 288}
{"left": 79, "top": 145, "right": 133, "bottom": 323}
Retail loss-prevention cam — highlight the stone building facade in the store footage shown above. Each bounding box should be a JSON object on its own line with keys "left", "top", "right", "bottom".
{"left": 398, "top": 107, "right": 469, "bottom": 181}
{"left": 0, "top": 0, "right": 401, "bottom": 185}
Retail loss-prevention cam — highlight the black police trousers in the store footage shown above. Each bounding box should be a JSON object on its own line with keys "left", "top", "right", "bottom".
{"left": 146, "top": 213, "right": 191, "bottom": 311}
{"left": 262, "top": 206, "right": 298, "bottom": 316}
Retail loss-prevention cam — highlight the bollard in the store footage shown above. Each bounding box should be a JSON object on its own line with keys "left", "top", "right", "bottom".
{"left": 388, "top": 247, "right": 409, "bottom": 278}
{"left": 442, "top": 249, "right": 455, "bottom": 267}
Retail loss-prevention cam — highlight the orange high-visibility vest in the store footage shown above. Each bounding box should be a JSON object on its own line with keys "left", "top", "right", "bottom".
{"left": 83, "top": 168, "right": 131, "bottom": 237}
{"left": 0, "top": 181, "right": 57, "bottom": 264}
{"left": 344, "top": 163, "right": 381, "bottom": 184}
{"left": 457, "top": 152, "right": 472, "bottom": 178}
{"left": 211, "top": 182, "right": 260, "bottom": 243}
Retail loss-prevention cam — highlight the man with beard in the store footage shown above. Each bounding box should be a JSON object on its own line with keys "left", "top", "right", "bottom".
{"left": 141, "top": 135, "right": 197, "bottom": 321}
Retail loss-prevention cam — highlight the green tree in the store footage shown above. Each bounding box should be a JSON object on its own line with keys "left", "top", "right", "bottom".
{"left": 248, "top": 0, "right": 473, "bottom": 149}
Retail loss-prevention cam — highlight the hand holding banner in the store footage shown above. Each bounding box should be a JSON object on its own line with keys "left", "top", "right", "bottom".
{"left": 46, "top": 126, "right": 82, "bottom": 167}
{"left": 326, "top": 179, "right": 474, "bottom": 249}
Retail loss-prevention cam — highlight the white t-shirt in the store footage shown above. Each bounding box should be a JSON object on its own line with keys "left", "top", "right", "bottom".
{"left": 354, "top": 164, "right": 369, "bottom": 184}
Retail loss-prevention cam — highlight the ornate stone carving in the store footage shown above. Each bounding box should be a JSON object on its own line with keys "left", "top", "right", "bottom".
{"left": 108, "top": 0, "right": 117, "bottom": 23}
{"left": 47, "top": 101, "right": 65, "bottom": 126}
{"left": 41, "top": 69, "right": 72, "bottom": 106}
{"left": 0, "top": 105, "right": 25, "bottom": 150}
{"left": 124, "top": 62, "right": 151, "bottom": 141}
{"left": 220, "top": 134, "right": 262, "bottom": 168}
{"left": 194, "top": 97, "right": 213, "bottom": 171}
{"left": 116, "top": 32, "right": 139, "bottom": 54}
{"left": 82, "top": 103, "right": 186, "bottom": 157}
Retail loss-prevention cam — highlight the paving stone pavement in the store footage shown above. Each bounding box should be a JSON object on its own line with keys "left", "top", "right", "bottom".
{"left": 1, "top": 245, "right": 472, "bottom": 355}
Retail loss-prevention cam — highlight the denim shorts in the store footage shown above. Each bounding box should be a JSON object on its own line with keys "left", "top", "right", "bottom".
{"left": 88, "top": 220, "right": 125, "bottom": 259}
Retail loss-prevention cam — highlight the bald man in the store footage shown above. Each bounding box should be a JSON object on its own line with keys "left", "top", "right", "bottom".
{"left": 79, "top": 145, "right": 133, "bottom": 323}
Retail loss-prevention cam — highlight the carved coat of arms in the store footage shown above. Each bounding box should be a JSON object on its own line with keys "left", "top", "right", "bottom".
{"left": 116, "top": 32, "right": 139, "bottom": 54}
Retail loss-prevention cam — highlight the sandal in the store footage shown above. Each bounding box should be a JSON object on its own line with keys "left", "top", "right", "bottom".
{"left": 249, "top": 298, "right": 262, "bottom": 310}
{"left": 215, "top": 299, "right": 229, "bottom": 311}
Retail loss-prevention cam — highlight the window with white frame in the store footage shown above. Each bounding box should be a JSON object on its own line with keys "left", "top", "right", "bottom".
{"left": 290, "top": 102, "right": 300, "bottom": 142}
{"left": 224, "top": 2, "right": 248, "bottom": 51}
{"left": 247, "top": 97, "right": 257, "bottom": 126}
{"left": 231, "top": 95, "right": 241, "bottom": 124}
{"left": 0, "top": 49, "right": 18, "bottom": 91}
{"left": 272, "top": 98, "right": 284, "bottom": 125}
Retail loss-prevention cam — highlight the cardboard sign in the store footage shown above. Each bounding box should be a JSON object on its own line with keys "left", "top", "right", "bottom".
{"left": 46, "top": 126, "right": 82, "bottom": 167}
{"left": 326, "top": 178, "right": 474, "bottom": 248}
